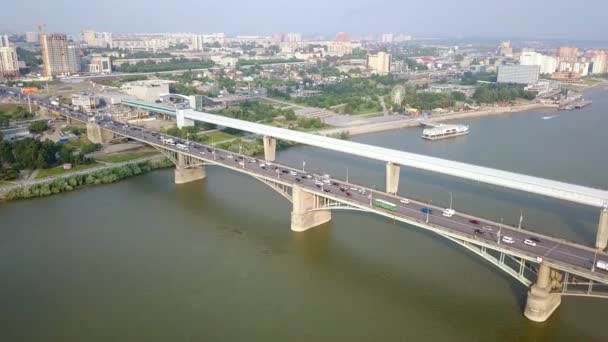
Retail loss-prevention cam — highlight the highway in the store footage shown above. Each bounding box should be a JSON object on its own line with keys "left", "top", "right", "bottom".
{"left": 4, "top": 87, "right": 608, "bottom": 285}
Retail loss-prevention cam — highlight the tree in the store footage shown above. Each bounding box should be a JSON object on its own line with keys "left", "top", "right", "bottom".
{"left": 28, "top": 121, "right": 49, "bottom": 134}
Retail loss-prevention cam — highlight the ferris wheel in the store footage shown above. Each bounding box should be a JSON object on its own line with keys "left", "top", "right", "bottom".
{"left": 390, "top": 85, "right": 405, "bottom": 106}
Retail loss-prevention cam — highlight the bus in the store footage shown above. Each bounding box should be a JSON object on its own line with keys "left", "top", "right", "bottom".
{"left": 373, "top": 199, "right": 398, "bottom": 212}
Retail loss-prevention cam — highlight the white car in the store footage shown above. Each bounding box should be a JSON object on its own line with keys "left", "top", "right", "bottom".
{"left": 502, "top": 236, "right": 515, "bottom": 244}
{"left": 227, "top": 154, "right": 234, "bottom": 159}
{"left": 290, "top": 171, "right": 298, "bottom": 176}
{"left": 400, "top": 198, "right": 410, "bottom": 204}
{"left": 524, "top": 239, "right": 537, "bottom": 246}
{"left": 315, "top": 180, "right": 323, "bottom": 186}
{"left": 481, "top": 226, "right": 493, "bottom": 231}
{"left": 199, "top": 151, "right": 205, "bottom": 155}
{"left": 442, "top": 208, "right": 455, "bottom": 217}
{"left": 238, "top": 161, "right": 245, "bottom": 166}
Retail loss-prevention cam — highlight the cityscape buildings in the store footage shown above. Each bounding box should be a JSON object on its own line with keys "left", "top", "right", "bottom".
{"left": 367, "top": 51, "right": 392, "bottom": 75}
{"left": 0, "top": 36, "right": 19, "bottom": 77}
{"left": 497, "top": 65, "right": 540, "bottom": 85}
{"left": 40, "top": 33, "right": 81, "bottom": 76}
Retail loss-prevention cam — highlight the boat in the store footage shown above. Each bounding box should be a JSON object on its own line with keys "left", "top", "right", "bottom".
{"left": 421, "top": 124, "right": 469, "bottom": 140}
{"left": 541, "top": 115, "right": 558, "bottom": 120}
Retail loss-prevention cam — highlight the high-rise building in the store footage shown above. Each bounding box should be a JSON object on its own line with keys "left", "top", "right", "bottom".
{"left": 327, "top": 42, "right": 353, "bottom": 56}
{"left": 557, "top": 46, "right": 579, "bottom": 63}
{"left": 335, "top": 32, "right": 351, "bottom": 42}
{"left": 190, "top": 33, "right": 225, "bottom": 50}
{"left": 82, "top": 30, "right": 113, "bottom": 48}
{"left": 88, "top": 56, "right": 112, "bottom": 74}
{"left": 367, "top": 52, "right": 392, "bottom": 75}
{"left": 40, "top": 33, "right": 81, "bottom": 76}
{"left": 381, "top": 33, "right": 394, "bottom": 43}
{"left": 591, "top": 52, "right": 608, "bottom": 74}
{"left": 0, "top": 35, "right": 9, "bottom": 48}
{"left": 497, "top": 65, "right": 540, "bottom": 85}
{"left": 285, "top": 33, "right": 302, "bottom": 43}
{"left": 25, "top": 32, "right": 39, "bottom": 43}
{"left": 519, "top": 50, "right": 557, "bottom": 74}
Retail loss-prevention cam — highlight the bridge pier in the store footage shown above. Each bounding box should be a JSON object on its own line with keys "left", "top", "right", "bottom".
{"left": 596, "top": 208, "right": 608, "bottom": 250}
{"left": 175, "top": 153, "right": 206, "bottom": 184}
{"left": 385, "top": 162, "right": 400, "bottom": 195}
{"left": 524, "top": 263, "right": 561, "bottom": 322}
{"left": 86, "top": 122, "right": 114, "bottom": 144}
{"left": 291, "top": 185, "right": 331, "bottom": 232}
{"left": 263, "top": 136, "right": 277, "bottom": 162}
{"left": 176, "top": 109, "right": 195, "bottom": 129}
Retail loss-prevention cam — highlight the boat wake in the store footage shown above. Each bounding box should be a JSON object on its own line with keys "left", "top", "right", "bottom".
{"left": 541, "top": 115, "right": 559, "bottom": 120}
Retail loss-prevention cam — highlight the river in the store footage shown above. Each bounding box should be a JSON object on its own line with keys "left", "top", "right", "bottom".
{"left": 1, "top": 87, "right": 607, "bottom": 341}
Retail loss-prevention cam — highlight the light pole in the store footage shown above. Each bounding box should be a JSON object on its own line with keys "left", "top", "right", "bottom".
{"left": 302, "top": 160, "right": 306, "bottom": 172}
{"left": 449, "top": 191, "right": 453, "bottom": 210}
{"left": 518, "top": 209, "right": 523, "bottom": 229}
{"left": 426, "top": 200, "right": 432, "bottom": 224}
{"left": 592, "top": 249, "right": 598, "bottom": 272}
{"left": 346, "top": 167, "right": 349, "bottom": 184}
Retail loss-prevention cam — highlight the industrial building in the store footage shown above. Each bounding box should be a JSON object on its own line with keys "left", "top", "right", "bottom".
{"left": 497, "top": 65, "right": 540, "bottom": 85}
{"left": 121, "top": 80, "right": 173, "bottom": 103}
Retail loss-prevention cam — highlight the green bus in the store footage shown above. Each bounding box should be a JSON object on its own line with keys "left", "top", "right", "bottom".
{"left": 373, "top": 199, "right": 398, "bottom": 212}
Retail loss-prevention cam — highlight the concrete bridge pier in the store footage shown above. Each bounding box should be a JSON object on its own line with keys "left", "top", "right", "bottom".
{"left": 263, "top": 136, "right": 277, "bottom": 162}
{"left": 596, "top": 208, "right": 608, "bottom": 250}
{"left": 385, "top": 162, "right": 400, "bottom": 195}
{"left": 86, "top": 122, "right": 114, "bottom": 144}
{"left": 175, "top": 153, "right": 206, "bottom": 184}
{"left": 524, "top": 263, "right": 562, "bottom": 322}
{"left": 291, "top": 185, "right": 331, "bottom": 232}
{"left": 176, "top": 109, "right": 195, "bottom": 129}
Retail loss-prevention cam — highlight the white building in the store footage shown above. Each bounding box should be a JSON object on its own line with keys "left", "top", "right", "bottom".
{"left": 0, "top": 35, "right": 9, "bottom": 48}
{"left": 497, "top": 65, "right": 540, "bottom": 85}
{"left": 25, "top": 32, "right": 39, "bottom": 43}
{"left": 285, "top": 33, "right": 302, "bottom": 43}
{"left": 191, "top": 33, "right": 226, "bottom": 50}
{"left": 121, "top": 80, "right": 173, "bottom": 102}
{"left": 591, "top": 53, "right": 608, "bottom": 74}
{"left": 381, "top": 33, "right": 394, "bottom": 43}
{"left": 83, "top": 30, "right": 113, "bottom": 48}
{"left": 519, "top": 51, "right": 557, "bottom": 75}
{"left": 88, "top": 56, "right": 112, "bottom": 74}
{"left": 367, "top": 51, "right": 392, "bottom": 75}
{"left": 0, "top": 46, "right": 20, "bottom": 77}
{"left": 327, "top": 41, "right": 353, "bottom": 57}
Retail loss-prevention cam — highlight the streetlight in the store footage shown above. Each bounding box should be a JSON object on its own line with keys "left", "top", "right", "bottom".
{"left": 592, "top": 249, "right": 598, "bottom": 272}
{"left": 426, "top": 200, "right": 432, "bottom": 224}
{"left": 449, "top": 191, "right": 453, "bottom": 210}
{"left": 302, "top": 160, "right": 306, "bottom": 172}
{"left": 346, "top": 167, "right": 349, "bottom": 183}
{"left": 518, "top": 209, "right": 524, "bottom": 229}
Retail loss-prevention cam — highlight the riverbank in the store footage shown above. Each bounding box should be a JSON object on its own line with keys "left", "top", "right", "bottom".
{"left": 317, "top": 102, "right": 558, "bottom": 136}
{"left": 1, "top": 156, "right": 172, "bottom": 201}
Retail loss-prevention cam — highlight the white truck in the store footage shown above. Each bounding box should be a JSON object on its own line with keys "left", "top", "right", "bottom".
{"left": 162, "top": 138, "right": 175, "bottom": 145}
{"left": 176, "top": 143, "right": 189, "bottom": 151}
{"left": 50, "top": 100, "right": 60, "bottom": 106}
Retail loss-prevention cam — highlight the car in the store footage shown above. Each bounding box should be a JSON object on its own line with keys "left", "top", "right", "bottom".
{"left": 400, "top": 198, "right": 410, "bottom": 204}
{"left": 295, "top": 178, "right": 301, "bottom": 182}
{"left": 331, "top": 182, "right": 339, "bottom": 186}
{"left": 502, "top": 236, "right": 515, "bottom": 244}
{"left": 529, "top": 237, "right": 541, "bottom": 243}
{"left": 339, "top": 187, "right": 345, "bottom": 192}
{"left": 350, "top": 187, "right": 357, "bottom": 191}
{"left": 238, "top": 161, "right": 245, "bottom": 166}
{"left": 481, "top": 226, "right": 493, "bottom": 231}
{"left": 524, "top": 239, "right": 537, "bottom": 246}
{"left": 227, "top": 154, "right": 234, "bottom": 159}
{"left": 290, "top": 171, "right": 298, "bottom": 176}
{"left": 218, "top": 156, "right": 225, "bottom": 160}
{"left": 281, "top": 169, "right": 289, "bottom": 174}
{"left": 315, "top": 184, "right": 321, "bottom": 188}
{"left": 474, "top": 229, "right": 484, "bottom": 235}
{"left": 259, "top": 163, "right": 266, "bottom": 168}
{"left": 469, "top": 219, "right": 480, "bottom": 225}
{"left": 323, "top": 188, "right": 331, "bottom": 192}
{"left": 199, "top": 151, "right": 205, "bottom": 155}
{"left": 305, "top": 174, "right": 313, "bottom": 179}
{"left": 315, "top": 180, "right": 323, "bottom": 186}
{"left": 421, "top": 208, "right": 432, "bottom": 214}
{"left": 346, "top": 192, "right": 352, "bottom": 197}
{"left": 443, "top": 208, "right": 455, "bottom": 217}
{"left": 206, "top": 148, "right": 212, "bottom": 152}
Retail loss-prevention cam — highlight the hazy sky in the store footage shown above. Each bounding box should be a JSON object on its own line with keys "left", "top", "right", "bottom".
{"left": 2, "top": 0, "right": 607, "bottom": 40}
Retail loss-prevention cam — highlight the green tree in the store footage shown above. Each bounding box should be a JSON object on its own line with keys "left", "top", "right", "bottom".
{"left": 28, "top": 120, "right": 49, "bottom": 133}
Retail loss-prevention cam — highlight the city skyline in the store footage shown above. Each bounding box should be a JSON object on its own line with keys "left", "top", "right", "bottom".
{"left": 2, "top": 0, "right": 608, "bottom": 41}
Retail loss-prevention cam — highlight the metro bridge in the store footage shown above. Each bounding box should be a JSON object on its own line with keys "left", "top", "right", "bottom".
{"left": 17, "top": 93, "right": 608, "bottom": 322}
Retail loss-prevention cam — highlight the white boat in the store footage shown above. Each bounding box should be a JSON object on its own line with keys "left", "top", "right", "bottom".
{"left": 541, "top": 115, "right": 558, "bottom": 120}
{"left": 421, "top": 124, "right": 469, "bottom": 140}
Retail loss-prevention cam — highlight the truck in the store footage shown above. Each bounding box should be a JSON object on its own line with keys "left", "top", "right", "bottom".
{"left": 50, "top": 100, "right": 59, "bottom": 106}
{"left": 162, "top": 138, "right": 175, "bottom": 145}
{"left": 176, "top": 143, "right": 188, "bottom": 151}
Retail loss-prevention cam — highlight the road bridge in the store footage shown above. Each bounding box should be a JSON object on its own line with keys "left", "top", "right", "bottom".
{"left": 5, "top": 88, "right": 608, "bottom": 322}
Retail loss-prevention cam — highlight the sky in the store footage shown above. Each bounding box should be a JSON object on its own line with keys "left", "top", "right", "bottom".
{"left": 2, "top": 0, "right": 607, "bottom": 41}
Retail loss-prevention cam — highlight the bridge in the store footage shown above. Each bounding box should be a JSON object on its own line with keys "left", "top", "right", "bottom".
{"left": 9, "top": 89, "right": 608, "bottom": 323}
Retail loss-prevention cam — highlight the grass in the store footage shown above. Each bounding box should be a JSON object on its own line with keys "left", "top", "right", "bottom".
{"left": 36, "top": 163, "right": 101, "bottom": 179}
{"left": 95, "top": 151, "right": 159, "bottom": 163}
{"left": 201, "top": 130, "right": 236, "bottom": 143}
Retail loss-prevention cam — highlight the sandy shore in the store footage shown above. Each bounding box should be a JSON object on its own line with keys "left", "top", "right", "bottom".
{"left": 319, "top": 102, "right": 558, "bottom": 137}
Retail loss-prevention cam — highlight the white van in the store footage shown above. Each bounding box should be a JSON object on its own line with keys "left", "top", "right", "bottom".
{"left": 502, "top": 236, "right": 515, "bottom": 244}
{"left": 442, "top": 208, "right": 455, "bottom": 217}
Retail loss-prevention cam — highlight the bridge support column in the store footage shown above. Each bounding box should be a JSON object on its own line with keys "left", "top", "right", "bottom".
{"left": 596, "top": 208, "right": 608, "bottom": 250}
{"left": 86, "top": 122, "right": 114, "bottom": 144}
{"left": 385, "top": 162, "right": 400, "bottom": 195}
{"left": 175, "top": 153, "right": 206, "bottom": 184}
{"left": 176, "top": 109, "right": 195, "bottom": 129}
{"left": 524, "top": 263, "right": 561, "bottom": 322}
{"left": 291, "top": 185, "right": 331, "bottom": 232}
{"left": 263, "top": 136, "right": 277, "bottom": 162}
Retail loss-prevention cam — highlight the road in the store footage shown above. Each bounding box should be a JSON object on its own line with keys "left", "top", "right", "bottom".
{"left": 4, "top": 86, "right": 608, "bottom": 285}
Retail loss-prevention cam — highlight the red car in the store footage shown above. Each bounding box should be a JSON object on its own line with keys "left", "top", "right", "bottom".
{"left": 469, "top": 219, "right": 480, "bottom": 225}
